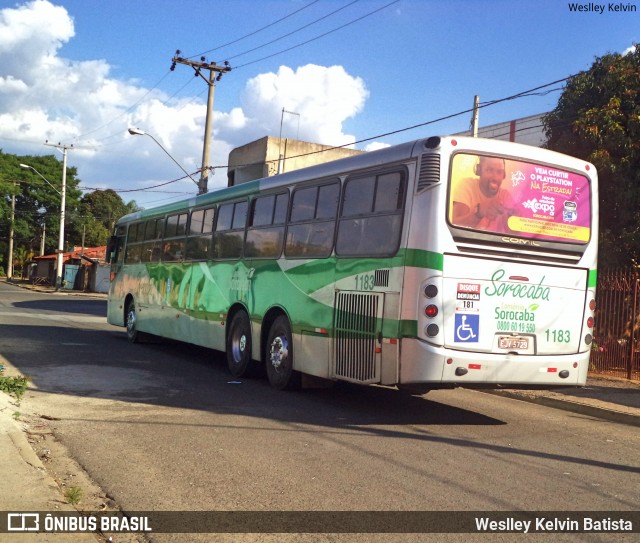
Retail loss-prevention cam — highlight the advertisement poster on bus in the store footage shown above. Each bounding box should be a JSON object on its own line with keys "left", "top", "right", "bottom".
{"left": 448, "top": 153, "right": 591, "bottom": 243}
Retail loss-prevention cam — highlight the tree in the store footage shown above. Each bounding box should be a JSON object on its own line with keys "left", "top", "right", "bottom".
{"left": 66, "top": 190, "right": 140, "bottom": 247}
{"left": 543, "top": 45, "right": 640, "bottom": 267}
{"left": 2, "top": 152, "right": 140, "bottom": 275}
{"left": 1, "top": 151, "right": 82, "bottom": 271}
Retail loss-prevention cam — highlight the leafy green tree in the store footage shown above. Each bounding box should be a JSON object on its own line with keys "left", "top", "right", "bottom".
{"left": 3, "top": 150, "right": 140, "bottom": 273}
{"left": 1, "top": 151, "right": 82, "bottom": 270}
{"left": 543, "top": 45, "right": 640, "bottom": 267}
{"left": 66, "top": 189, "right": 140, "bottom": 247}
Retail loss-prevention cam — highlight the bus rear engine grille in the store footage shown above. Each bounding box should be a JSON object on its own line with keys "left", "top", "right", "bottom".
{"left": 334, "top": 292, "right": 381, "bottom": 383}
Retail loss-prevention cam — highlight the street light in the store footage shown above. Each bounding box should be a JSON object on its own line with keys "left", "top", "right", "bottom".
{"left": 20, "top": 163, "right": 66, "bottom": 290}
{"left": 127, "top": 128, "right": 200, "bottom": 189}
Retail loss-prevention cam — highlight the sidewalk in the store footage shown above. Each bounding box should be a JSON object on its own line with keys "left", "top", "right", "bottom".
{"left": 487, "top": 374, "right": 640, "bottom": 427}
{"left": 4, "top": 278, "right": 107, "bottom": 298}
{"left": 0, "top": 391, "right": 98, "bottom": 542}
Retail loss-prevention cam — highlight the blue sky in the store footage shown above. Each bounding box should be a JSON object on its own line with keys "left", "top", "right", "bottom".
{"left": 0, "top": 0, "right": 637, "bottom": 208}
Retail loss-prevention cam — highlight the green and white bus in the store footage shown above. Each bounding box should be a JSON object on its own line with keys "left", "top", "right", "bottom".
{"left": 107, "top": 135, "right": 598, "bottom": 391}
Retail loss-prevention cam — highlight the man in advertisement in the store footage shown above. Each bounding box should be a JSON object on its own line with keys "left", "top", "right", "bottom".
{"left": 451, "top": 155, "right": 515, "bottom": 233}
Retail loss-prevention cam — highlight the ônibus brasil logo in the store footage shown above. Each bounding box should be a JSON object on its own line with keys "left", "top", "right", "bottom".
{"left": 484, "top": 269, "right": 550, "bottom": 301}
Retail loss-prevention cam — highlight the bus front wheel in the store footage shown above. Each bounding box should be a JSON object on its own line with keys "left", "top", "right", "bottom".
{"left": 125, "top": 299, "right": 143, "bottom": 343}
{"left": 226, "top": 311, "right": 258, "bottom": 378}
{"left": 266, "top": 316, "right": 300, "bottom": 390}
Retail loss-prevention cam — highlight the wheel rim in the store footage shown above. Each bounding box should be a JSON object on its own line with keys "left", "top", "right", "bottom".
{"left": 231, "top": 332, "right": 247, "bottom": 364}
{"left": 270, "top": 335, "right": 289, "bottom": 371}
{"left": 126, "top": 306, "right": 136, "bottom": 338}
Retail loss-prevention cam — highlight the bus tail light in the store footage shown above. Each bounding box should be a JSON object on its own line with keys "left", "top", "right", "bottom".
{"left": 424, "top": 284, "right": 438, "bottom": 298}
{"left": 426, "top": 324, "right": 439, "bottom": 337}
{"left": 424, "top": 304, "right": 438, "bottom": 318}
{"left": 585, "top": 297, "right": 595, "bottom": 345}
{"left": 420, "top": 278, "right": 443, "bottom": 344}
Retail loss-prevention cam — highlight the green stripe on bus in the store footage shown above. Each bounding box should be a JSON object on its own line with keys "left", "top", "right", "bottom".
{"left": 588, "top": 268, "right": 597, "bottom": 288}
{"left": 399, "top": 319, "right": 418, "bottom": 338}
{"left": 404, "top": 249, "right": 444, "bottom": 271}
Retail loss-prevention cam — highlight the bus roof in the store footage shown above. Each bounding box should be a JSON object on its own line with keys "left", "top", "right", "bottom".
{"left": 115, "top": 135, "right": 595, "bottom": 225}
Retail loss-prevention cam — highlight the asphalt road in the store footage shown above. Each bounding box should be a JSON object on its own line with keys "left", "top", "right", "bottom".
{"left": 0, "top": 282, "right": 638, "bottom": 543}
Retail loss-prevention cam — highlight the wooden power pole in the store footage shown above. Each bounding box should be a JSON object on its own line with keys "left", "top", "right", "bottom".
{"left": 171, "top": 53, "right": 231, "bottom": 195}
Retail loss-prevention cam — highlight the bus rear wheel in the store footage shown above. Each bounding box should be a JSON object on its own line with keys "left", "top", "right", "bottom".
{"left": 266, "top": 316, "right": 300, "bottom": 390}
{"left": 226, "top": 311, "right": 259, "bottom": 378}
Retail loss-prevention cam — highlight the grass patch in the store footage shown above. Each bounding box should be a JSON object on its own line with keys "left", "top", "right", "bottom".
{"left": 64, "top": 485, "right": 83, "bottom": 505}
{"left": 0, "top": 366, "right": 29, "bottom": 400}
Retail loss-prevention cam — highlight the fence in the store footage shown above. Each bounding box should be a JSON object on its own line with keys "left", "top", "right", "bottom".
{"left": 590, "top": 269, "right": 640, "bottom": 381}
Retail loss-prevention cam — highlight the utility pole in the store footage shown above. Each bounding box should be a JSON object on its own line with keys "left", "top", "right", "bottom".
{"left": 471, "top": 95, "right": 480, "bottom": 137}
{"left": 44, "top": 141, "right": 70, "bottom": 290}
{"left": 171, "top": 52, "right": 231, "bottom": 195}
{"left": 40, "top": 223, "right": 46, "bottom": 256}
{"left": 7, "top": 180, "right": 16, "bottom": 280}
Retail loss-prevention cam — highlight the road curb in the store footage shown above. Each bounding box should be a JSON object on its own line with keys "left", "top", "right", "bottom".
{"left": 484, "top": 390, "right": 640, "bottom": 427}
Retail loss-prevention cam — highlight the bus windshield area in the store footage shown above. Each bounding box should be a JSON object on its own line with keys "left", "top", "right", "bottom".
{"left": 448, "top": 153, "right": 591, "bottom": 244}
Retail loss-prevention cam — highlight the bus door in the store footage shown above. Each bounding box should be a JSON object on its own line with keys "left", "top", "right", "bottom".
{"left": 442, "top": 254, "right": 588, "bottom": 380}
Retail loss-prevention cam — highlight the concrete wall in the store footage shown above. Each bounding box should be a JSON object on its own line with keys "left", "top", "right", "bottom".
{"left": 227, "top": 136, "right": 364, "bottom": 185}
{"left": 91, "top": 264, "right": 111, "bottom": 294}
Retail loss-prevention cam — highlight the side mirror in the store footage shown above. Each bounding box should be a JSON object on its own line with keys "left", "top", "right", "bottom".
{"left": 106, "top": 236, "right": 117, "bottom": 263}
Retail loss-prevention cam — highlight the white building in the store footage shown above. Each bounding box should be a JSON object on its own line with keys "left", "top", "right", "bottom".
{"left": 456, "top": 113, "right": 547, "bottom": 147}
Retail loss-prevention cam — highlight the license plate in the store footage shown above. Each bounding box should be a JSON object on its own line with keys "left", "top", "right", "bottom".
{"left": 498, "top": 336, "right": 529, "bottom": 350}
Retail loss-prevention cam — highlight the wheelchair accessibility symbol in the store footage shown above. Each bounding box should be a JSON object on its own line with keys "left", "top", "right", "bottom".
{"left": 454, "top": 314, "right": 479, "bottom": 342}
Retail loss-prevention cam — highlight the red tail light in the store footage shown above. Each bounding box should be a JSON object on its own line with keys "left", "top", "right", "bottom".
{"left": 424, "top": 304, "right": 438, "bottom": 318}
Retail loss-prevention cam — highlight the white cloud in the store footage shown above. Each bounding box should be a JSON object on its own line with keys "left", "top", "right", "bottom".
{"left": 0, "top": 0, "right": 371, "bottom": 205}
{"left": 239, "top": 64, "right": 369, "bottom": 147}
{"left": 364, "top": 141, "right": 391, "bottom": 152}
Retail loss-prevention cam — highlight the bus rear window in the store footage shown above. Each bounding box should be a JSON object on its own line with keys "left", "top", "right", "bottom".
{"left": 448, "top": 153, "right": 591, "bottom": 244}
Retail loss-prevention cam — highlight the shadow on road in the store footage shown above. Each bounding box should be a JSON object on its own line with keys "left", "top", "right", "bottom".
{"left": 13, "top": 298, "right": 107, "bottom": 317}
{"left": 0, "top": 319, "right": 504, "bottom": 429}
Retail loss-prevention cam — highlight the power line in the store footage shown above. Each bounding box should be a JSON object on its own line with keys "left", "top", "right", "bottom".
{"left": 233, "top": 0, "right": 401, "bottom": 70}
{"left": 207, "top": 76, "right": 571, "bottom": 172}
{"left": 71, "top": 1, "right": 329, "bottom": 148}
{"left": 188, "top": 0, "right": 322, "bottom": 59}
{"left": 80, "top": 171, "right": 200, "bottom": 193}
{"left": 7, "top": 75, "right": 572, "bottom": 201}
{"left": 73, "top": 71, "right": 173, "bottom": 143}
{"left": 218, "top": 0, "right": 361, "bottom": 64}
{"left": 82, "top": 75, "right": 572, "bottom": 198}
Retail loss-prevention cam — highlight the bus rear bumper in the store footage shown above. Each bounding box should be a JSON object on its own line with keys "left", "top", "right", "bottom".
{"left": 400, "top": 338, "right": 590, "bottom": 387}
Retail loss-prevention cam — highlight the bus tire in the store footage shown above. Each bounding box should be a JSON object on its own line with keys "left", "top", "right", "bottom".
{"left": 226, "top": 311, "right": 257, "bottom": 378}
{"left": 125, "top": 298, "right": 145, "bottom": 344}
{"left": 266, "top": 316, "right": 300, "bottom": 390}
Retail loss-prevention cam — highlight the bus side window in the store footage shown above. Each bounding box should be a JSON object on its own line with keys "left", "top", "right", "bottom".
{"left": 124, "top": 223, "right": 144, "bottom": 264}
{"left": 213, "top": 201, "right": 247, "bottom": 259}
{"left": 163, "top": 213, "right": 187, "bottom": 261}
{"left": 186, "top": 206, "right": 215, "bottom": 261}
{"left": 136, "top": 218, "right": 163, "bottom": 263}
{"left": 285, "top": 181, "right": 339, "bottom": 258}
{"left": 109, "top": 226, "right": 126, "bottom": 267}
{"left": 245, "top": 192, "right": 289, "bottom": 259}
{"left": 336, "top": 171, "right": 405, "bottom": 257}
